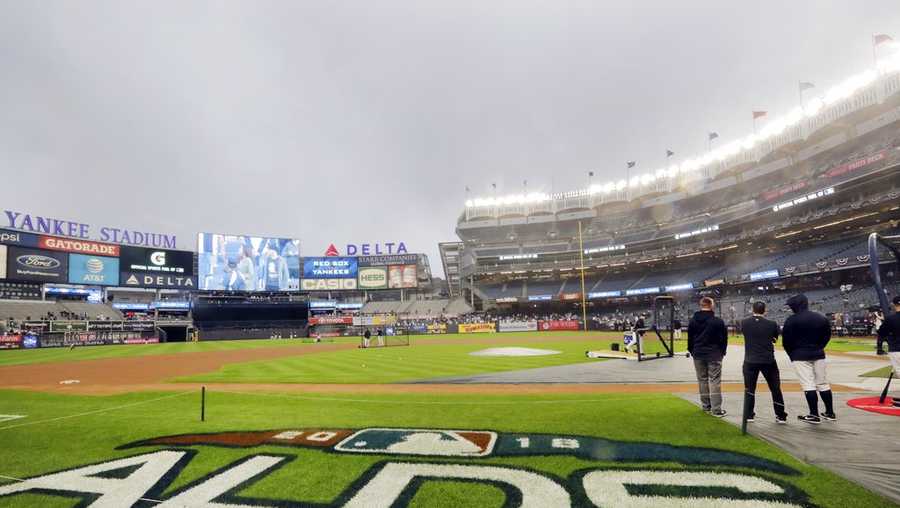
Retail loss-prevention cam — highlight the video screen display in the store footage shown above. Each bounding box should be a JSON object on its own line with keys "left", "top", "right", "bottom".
{"left": 198, "top": 234, "right": 300, "bottom": 291}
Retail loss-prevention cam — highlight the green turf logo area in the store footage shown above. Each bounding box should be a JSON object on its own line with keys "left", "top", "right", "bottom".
{"left": 0, "top": 428, "right": 812, "bottom": 507}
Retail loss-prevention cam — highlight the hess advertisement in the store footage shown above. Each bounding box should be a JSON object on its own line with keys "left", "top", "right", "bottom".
{"left": 5, "top": 247, "right": 68, "bottom": 283}
{"left": 301, "top": 257, "right": 358, "bottom": 291}
{"left": 357, "top": 266, "right": 388, "bottom": 289}
{"left": 120, "top": 246, "right": 197, "bottom": 289}
{"left": 68, "top": 254, "right": 119, "bottom": 286}
{"left": 197, "top": 234, "right": 300, "bottom": 291}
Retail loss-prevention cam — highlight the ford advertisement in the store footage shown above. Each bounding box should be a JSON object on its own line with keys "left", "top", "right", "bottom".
{"left": 6, "top": 247, "right": 68, "bottom": 283}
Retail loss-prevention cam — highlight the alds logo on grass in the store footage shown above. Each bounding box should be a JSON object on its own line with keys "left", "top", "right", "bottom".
{"left": 0, "top": 428, "right": 812, "bottom": 507}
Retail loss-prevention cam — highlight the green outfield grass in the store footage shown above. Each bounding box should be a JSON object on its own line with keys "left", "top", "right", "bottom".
{"left": 177, "top": 339, "right": 611, "bottom": 384}
{"left": 860, "top": 365, "right": 894, "bottom": 378}
{"left": 0, "top": 388, "right": 893, "bottom": 507}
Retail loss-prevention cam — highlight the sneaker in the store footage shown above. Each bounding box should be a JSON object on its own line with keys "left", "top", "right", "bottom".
{"left": 745, "top": 414, "right": 755, "bottom": 422}
{"left": 821, "top": 412, "right": 836, "bottom": 421}
{"left": 712, "top": 410, "right": 727, "bottom": 418}
{"left": 702, "top": 407, "right": 712, "bottom": 413}
{"left": 876, "top": 350, "right": 887, "bottom": 356}
{"left": 893, "top": 401, "right": 900, "bottom": 408}
{"left": 798, "top": 414, "right": 821, "bottom": 425}
{"left": 775, "top": 415, "right": 788, "bottom": 424}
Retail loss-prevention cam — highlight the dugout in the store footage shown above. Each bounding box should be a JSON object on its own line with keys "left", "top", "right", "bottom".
{"left": 193, "top": 297, "right": 309, "bottom": 340}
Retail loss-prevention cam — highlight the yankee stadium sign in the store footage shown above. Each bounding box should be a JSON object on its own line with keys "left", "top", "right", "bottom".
{"left": 0, "top": 427, "right": 810, "bottom": 507}
{"left": 3, "top": 210, "right": 177, "bottom": 249}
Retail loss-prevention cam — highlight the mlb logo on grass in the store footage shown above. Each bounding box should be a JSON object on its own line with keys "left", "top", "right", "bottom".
{"left": 336, "top": 428, "right": 497, "bottom": 457}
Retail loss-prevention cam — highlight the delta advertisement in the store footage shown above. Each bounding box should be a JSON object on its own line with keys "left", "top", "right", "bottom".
{"left": 458, "top": 323, "right": 497, "bottom": 334}
{"left": 5, "top": 246, "right": 68, "bottom": 283}
{"left": 68, "top": 254, "right": 120, "bottom": 286}
{"left": 498, "top": 320, "right": 539, "bottom": 332}
{"left": 197, "top": 234, "right": 300, "bottom": 292}
{"left": 302, "top": 257, "right": 358, "bottom": 291}
{"left": 538, "top": 320, "right": 580, "bottom": 331}
{"left": 121, "top": 246, "right": 198, "bottom": 289}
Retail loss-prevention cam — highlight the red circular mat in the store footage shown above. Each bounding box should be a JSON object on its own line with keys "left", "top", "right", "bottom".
{"left": 846, "top": 396, "right": 900, "bottom": 417}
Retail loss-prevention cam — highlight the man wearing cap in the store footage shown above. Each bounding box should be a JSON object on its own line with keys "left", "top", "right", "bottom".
{"left": 877, "top": 295, "right": 900, "bottom": 408}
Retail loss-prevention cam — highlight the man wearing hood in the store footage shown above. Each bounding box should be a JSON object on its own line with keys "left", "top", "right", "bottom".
{"left": 687, "top": 297, "right": 728, "bottom": 417}
{"left": 782, "top": 293, "right": 834, "bottom": 424}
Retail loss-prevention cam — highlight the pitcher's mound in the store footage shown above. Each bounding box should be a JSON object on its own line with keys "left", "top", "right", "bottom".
{"left": 470, "top": 347, "right": 561, "bottom": 357}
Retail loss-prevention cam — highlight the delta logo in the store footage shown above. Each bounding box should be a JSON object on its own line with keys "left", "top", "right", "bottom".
{"left": 324, "top": 242, "right": 409, "bottom": 256}
{"left": 0, "top": 427, "right": 810, "bottom": 507}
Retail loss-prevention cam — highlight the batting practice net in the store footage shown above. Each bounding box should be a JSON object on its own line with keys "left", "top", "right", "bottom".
{"left": 868, "top": 232, "right": 900, "bottom": 317}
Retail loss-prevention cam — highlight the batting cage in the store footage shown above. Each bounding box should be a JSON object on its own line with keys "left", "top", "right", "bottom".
{"left": 636, "top": 296, "right": 678, "bottom": 361}
{"left": 867, "top": 232, "right": 900, "bottom": 404}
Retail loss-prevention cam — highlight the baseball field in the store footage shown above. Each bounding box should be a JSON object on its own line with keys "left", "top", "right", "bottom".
{"left": 0, "top": 331, "right": 896, "bottom": 507}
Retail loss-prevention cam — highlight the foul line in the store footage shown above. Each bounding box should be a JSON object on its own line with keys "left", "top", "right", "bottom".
{"left": 213, "top": 389, "right": 673, "bottom": 406}
{"left": 0, "top": 391, "right": 193, "bottom": 431}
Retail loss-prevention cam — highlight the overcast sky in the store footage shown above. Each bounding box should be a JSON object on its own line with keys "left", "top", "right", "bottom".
{"left": 1, "top": 1, "right": 898, "bottom": 277}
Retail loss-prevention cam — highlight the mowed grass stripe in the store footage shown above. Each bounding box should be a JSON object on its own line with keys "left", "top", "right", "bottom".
{"left": 177, "top": 340, "right": 602, "bottom": 384}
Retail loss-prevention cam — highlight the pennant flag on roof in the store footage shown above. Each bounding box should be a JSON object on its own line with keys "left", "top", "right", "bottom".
{"left": 799, "top": 81, "right": 815, "bottom": 92}
{"left": 708, "top": 132, "right": 719, "bottom": 141}
{"left": 874, "top": 34, "right": 893, "bottom": 45}
{"left": 324, "top": 244, "right": 340, "bottom": 256}
{"left": 626, "top": 161, "right": 636, "bottom": 168}
{"left": 666, "top": 150, "right": 674, "bottom": 158}
{"left": 752, "top": 111, "right": 767, "bottom": 119}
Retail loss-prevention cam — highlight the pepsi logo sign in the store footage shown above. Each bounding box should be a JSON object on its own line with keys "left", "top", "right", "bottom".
{"left": 17, "top": 254, "right": 60, "bottom": 269}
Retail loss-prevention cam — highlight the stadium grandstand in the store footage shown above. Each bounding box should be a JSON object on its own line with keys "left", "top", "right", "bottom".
{"left": 443, "top": 60, "right": 900, "bottom": 333}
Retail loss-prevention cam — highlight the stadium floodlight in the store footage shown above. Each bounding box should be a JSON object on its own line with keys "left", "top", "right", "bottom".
{"left": 463, "top": 56, "right": 898, "bottom": 209}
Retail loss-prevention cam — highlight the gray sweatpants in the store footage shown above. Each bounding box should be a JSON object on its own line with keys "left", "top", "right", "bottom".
{"left": 693, "top": 358, "right": 723, "bottom": 412}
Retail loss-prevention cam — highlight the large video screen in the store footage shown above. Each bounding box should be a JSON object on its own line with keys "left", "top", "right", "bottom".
{"left": 198, "top": 234, "right": 301, "bottom": 291}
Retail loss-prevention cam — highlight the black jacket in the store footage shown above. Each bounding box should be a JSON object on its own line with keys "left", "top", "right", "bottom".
{"left": 878, "top": 312, "right": 900, "bottom": 352}
{"left": 741, "top": 315, "right": 779, "bottom": 364}
{"left": 687, "top": 310, "right": 728, "bottom": 361}
{"left": 782, "top": 294, "right": 831, "bottom": 361}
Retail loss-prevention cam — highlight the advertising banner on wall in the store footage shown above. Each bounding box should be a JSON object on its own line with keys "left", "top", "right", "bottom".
{"left": 458, "top": 323, "right": 497, "bottom": 334}
{"left": 197, "top": 234, "right": 301, "bottom": 291}
{"left": 302, "top": 257, "right": 358, "bottom": 291}
{"left": 68, "top": 254, "right": 120, "bottom": 286}
{"left": 6, "top": 247, "right": 68, "bottom": 283}
{"left": 0, "top": 245, "right": 5, "bottom": 279}
{"left": 120, "top": 246, "right": 197, "bottom": 289}
{"left": 309, "top": 316, "right": 354, "bottom": 325}
{"left": 538, "top": 320, "right": 580, "bottom": 331}
{"left": 388, "top": 264, "right": 417, "bottom": 289}
{"left": 0, "top": 229, "right": 40, "bottom": 248}
{"left": 426, "top": 323, "right": 448, "bottom": 334}
{"left": 498, "top": 321, "right": 538, "bottom": 332}
{"left": 357, "top": 266, "right": 388, "bottom": 290}
{"left": 353, "top": 315, "right": 399, "bottom": 326}
{"left": 39, "top": 236, "right": 120, "bottom": 257}
{"left": 358, "top": 254, "right": 418, "bottom": 267}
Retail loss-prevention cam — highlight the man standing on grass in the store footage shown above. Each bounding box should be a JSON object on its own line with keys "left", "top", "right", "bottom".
{"left": 782, "top": 293, "right": 835, "bottom": 424}
{"left": 877, "top": 295, "right": 900, "bottom": 408}
{"left": 688, "top": 297, "right": 728, "bottom": 417}
{"left": 741, "top": 301, "right": 788, "bottom": 424}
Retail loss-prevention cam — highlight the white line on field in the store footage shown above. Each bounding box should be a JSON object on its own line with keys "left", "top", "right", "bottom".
{"left": 0, "top": 391, "right": 193, "bottom": 431}
{"left": 0, "top": 474, "right": 165, "bottom": 504}
{"left": 213, "top": 389, "right": 673, "bottom": 406}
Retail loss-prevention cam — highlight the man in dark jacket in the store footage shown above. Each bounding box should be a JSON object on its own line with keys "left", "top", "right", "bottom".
{"left": 782, "top": 293, "right": 834, "bottom": 424}
{"left": 688, "top": 297, "right": 729, "bottom": 417}
{"left": 741, "top": 301, "right": 787, "bottom": 423}
{"left": 877, "top": 295, "right": 900, "bottom": 408}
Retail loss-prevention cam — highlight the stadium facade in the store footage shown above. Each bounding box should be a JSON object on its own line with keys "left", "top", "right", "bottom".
{"left": 446, "top": 63, "right": 900, "bottom": 326}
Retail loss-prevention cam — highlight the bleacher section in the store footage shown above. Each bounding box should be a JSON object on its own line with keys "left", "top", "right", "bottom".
{"left": 0, "top": 300, "right": 122, "bottom": 322}
{"left": 359, "top": 298, "right": 474, "bottom": 317}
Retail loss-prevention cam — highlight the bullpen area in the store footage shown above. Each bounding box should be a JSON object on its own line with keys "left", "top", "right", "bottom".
{"left": 0, "top": 331, "right": 897, "bottom": 507}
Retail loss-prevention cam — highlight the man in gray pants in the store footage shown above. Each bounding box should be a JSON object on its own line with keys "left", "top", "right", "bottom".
{"left": 688, "top": 297, "right": 729, "bottom": 417}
